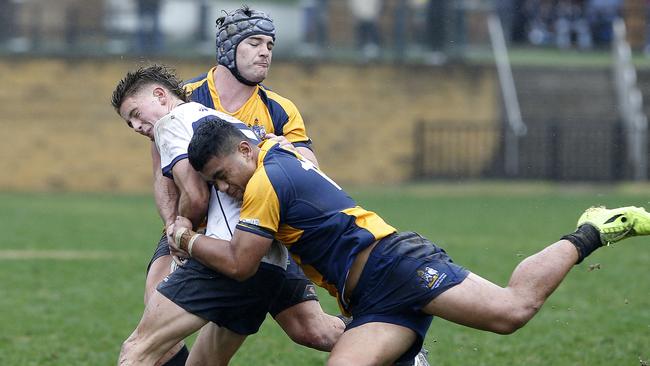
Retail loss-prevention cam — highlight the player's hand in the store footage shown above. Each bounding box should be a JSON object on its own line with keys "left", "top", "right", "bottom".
{"left": 174, "top": 215, "right": 193, "bottom": 230}
{"left": 167, "top": 216, "right": 193, "bottom": 260}
{"left": 264, "top": 133, "right": 293, "bottom": 149}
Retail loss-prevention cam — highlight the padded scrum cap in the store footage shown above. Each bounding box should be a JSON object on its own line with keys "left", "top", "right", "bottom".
{"left": 216, "top": 7, "right": 275, "bottom": 86}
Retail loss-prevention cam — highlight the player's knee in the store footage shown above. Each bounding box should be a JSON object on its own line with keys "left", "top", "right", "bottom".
{"left": 118, "top": 336, "right": 140, "bottom": 364}
{"left": 119, "top": 331, "right": 153, "bottom": 364}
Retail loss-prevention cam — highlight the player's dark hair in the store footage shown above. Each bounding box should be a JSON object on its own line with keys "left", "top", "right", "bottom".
{"left": 111, "top": 64, "right": 188, "bottom": 111}
{"left": 188, "top": 118, "right": 248, "bottom": 172}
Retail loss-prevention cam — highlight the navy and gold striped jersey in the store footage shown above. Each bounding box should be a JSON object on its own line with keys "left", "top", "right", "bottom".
{"left": 184, "top": 67, "right": 312, "bottom": 149}
{"left": 237, "top": 140, "right": 396, "bottom": 310}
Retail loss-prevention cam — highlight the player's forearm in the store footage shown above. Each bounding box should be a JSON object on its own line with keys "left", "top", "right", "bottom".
{"left": 154, "top": 176, "right": 179, "bottom": 227}
{"left": 178, "top": 190, "right": 209, "bottom": 229}
{"left": 152, "top": 145, "right": 179, "bottom": 227}
{"left": 173, "top": 229, "right": 259, "bottom": 281}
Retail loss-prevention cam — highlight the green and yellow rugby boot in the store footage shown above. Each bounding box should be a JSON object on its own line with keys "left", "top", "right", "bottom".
{"left": 577, "top": 206, "right": 650, "bottom": 246}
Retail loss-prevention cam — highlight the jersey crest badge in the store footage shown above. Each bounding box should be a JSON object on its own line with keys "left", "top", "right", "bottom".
{"left": 250, "top": 118, "right": 266, "bottom": 140}
{"left": 417, "top": 266, "right": 447, "bottom": 289}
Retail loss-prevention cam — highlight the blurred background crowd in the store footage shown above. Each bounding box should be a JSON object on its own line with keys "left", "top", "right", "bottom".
{"left": 0, "top": 0, "right": 647, "bottom": 62}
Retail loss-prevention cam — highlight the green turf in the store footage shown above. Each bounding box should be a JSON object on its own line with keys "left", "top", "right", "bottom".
{"left": 1, "top": 185, "right": 649, "bottom": 365}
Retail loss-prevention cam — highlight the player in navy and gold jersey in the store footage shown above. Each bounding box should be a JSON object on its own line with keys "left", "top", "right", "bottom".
{"left": 183, "top": 6, "right": 317, "bottom": 165}
{"left": 170, "top": 118, "right": 650, "bottom": 365}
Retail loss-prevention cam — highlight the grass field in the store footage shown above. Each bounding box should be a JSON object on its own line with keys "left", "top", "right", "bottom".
{"left": 1, "top": 184, "right": 649, "bottom": 365}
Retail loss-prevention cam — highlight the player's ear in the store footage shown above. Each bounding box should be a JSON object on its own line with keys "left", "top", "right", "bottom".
{"left": 239, "top": 140, "right": 253, "bottom": 159}
{"left": 237, "top": 141, "right": 250, "bottom": 156}
{"left": 152, "top": 87, "right": 166, "bottom": 104}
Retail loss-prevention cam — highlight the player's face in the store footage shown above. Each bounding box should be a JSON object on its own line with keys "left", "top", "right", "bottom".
{"left": 118, "top": 87, "right": 167, "bottom": 140}
{"left": 236, "top": 35, "right": 274, "bottom": 84}
{"left": 199, "top": 142, "right": 257, "bottom": 201}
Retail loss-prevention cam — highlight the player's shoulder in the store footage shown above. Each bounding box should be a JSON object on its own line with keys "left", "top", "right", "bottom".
{"left": 260, "top": 142, "right": 305, "bottom": 177}
{"left": 183, "top": 72, "right": 210, "bottom": 94}
{"left": 258, "top": 85, "right": 299, "bottom": 111}
{"left": 169, "top": 102, "right": 208, "bottom": 121}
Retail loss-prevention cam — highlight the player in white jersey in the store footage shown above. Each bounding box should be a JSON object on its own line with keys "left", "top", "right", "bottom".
{"left": 111, "top": 65, "right": 345, "bottom": 365}
{"left": 154, "top": 101, "right": 289, "bottom": 269}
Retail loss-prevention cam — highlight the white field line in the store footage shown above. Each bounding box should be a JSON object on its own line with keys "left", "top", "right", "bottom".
{"left": 0, "top": 250, "right": 119, "bottom": 260}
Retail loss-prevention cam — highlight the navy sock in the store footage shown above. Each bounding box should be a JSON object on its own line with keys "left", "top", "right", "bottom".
{"left": 561, "top": 224, "right": 603, "bottom": 264}
{"left": 161, "top": 345, "right": 189, "bottom": 366}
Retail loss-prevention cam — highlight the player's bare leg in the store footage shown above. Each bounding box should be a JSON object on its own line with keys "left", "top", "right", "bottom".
{"left": 144, "top": 255, "right": 172, "bottom": 304}
{"left": 424, "top": 205, "right": 650, "bottom": 333}
{"left": 118, "top": 290, "right": 208, "bottom": 366}
{"left": 144, "top": 255, "right": 187, "bottom": 365}
{"left": 327, "top": 322, "right": 417, "bottom": 366}
{"left": 186, "top": 323, "right": 247, "bottom": 366}
{"left": 274, "top": 299, "right": 346, "bottom": 352}
{"left": 424, "top": 239, "right": 578, "bottom": 333}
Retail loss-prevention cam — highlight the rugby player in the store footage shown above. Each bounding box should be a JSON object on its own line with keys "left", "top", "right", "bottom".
{"left": 172, "top": 117, "right": 650, "bottom": 365}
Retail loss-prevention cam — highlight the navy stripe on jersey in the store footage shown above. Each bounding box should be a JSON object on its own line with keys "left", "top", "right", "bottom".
{"left": 237, "top": 222, "right": 275, "bottom": 239}
{"left": 187, "top": 78, "right": 215, "bottom": 110}
{"left": 191, "top": 116, "right": 259, "bottom": 142}
{"left": 292, "top": 141, "right": 313, "bottom": 150}
{"left": 257, "top": 88, "right": 289, "bottom": 137}
{"left": 162, "top": 154, "right": 188, "bottom": 178}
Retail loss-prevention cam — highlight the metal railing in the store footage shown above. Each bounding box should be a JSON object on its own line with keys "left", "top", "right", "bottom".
{"left": 413, "top": 121, "right": 630, "bottom": 181}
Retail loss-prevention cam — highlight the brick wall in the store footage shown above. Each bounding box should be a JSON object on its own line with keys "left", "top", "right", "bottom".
{"left": 0, "top": 57, "right": 497, "bottom": 192}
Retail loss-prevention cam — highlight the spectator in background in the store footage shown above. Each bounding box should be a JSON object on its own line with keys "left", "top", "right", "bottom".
{"left": 136, "top": 0, "right": 163, "bottom": 54}
{"left": 555, "top": 0, "right": 592, "bottom": 49}
{"left": 526, "top": 0, "right": 556, "bottom": 46}
{"left": 300, "top": 0, "right": 329, "bottom": 56}
{"left": 348, "top": 0, "right": 383, "bottom": 62}
{"left": 586, "top": 0, "right": 622, "bottom": 47}
{"left": 425, "top": 0, "right": 449, "bottom": 64}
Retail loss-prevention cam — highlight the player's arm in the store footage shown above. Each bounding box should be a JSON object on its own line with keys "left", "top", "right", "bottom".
{"left": 168, "top": 216, "right": 272, "bottom": 281}
{"left": 155, "top": 117, "right": 209, "bottom": 229}
{"left": 296, "top": 146, "right": 318, "bottom": 167}
{"left": 168, "top": 163, "right": 282, "bottom": 281}
{"left": 171, "top": 159, "right": 210, "bottom": 229}
{"left": 151, "top": 143, "right": 179, "bottom": 228}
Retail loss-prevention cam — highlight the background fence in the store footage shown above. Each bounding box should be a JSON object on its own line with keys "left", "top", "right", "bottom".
{"left": 414, "top": 121, "right": 633, "bottom": 181}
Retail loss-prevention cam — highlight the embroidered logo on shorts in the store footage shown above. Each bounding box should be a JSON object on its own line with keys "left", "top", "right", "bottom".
{"left": 303, "top": 284, "right": 318, "bottom": 300}
{"left": 417, "top": 266, "right": 447, "bottom": 289}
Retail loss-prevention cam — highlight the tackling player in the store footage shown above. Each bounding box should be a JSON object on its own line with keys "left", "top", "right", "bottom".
{"left": 173, "top": 117, "right": 650, "bottom": 365}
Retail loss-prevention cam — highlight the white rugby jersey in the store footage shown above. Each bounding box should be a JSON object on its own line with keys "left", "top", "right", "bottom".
{"left": 154, "top": 102, "right": 288, "bottom": 269}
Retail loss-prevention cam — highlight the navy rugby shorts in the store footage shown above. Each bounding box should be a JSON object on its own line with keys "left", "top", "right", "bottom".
{"left": 346, "top": 231, "right": 469, "bottom": 363}
{"left": 157, "top": 257, "right": 318, "bottom": 335}
{"left": 146, "top": 233, "right": 171, "bottom": 276}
